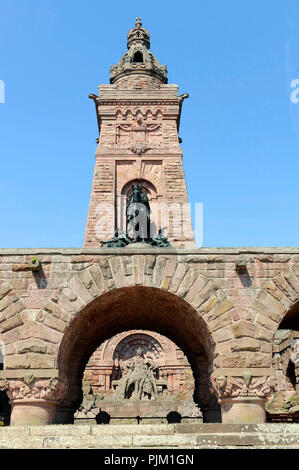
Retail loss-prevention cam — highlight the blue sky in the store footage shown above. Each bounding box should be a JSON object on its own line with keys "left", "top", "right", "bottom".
{"left": 0, "top": 0, "right": 298, "bottom": 247}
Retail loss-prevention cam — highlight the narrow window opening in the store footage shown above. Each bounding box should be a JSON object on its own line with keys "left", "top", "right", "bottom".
{"left": 133, "top": 51, "right": 143, "bottom": 62}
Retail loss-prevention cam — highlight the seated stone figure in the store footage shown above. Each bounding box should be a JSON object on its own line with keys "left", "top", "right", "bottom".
{"left": 113, "top": 347, "right": 158, "bottom": 401}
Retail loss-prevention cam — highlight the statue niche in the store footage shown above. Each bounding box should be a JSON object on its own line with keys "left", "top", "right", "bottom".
{"left": 101, "top": 183, "right": 170, "bottom": 247}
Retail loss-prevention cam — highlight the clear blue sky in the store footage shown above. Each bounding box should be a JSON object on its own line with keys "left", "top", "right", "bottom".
{"left": 0, "top": 0, "right": 298, "bottom": 247}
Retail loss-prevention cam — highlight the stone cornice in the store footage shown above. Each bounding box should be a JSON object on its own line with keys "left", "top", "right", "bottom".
{"left": 0, "top": 247, "right": 298, "bottom": 255}
{"left": 97, "top": 100, "right": 180, "bottom": 106}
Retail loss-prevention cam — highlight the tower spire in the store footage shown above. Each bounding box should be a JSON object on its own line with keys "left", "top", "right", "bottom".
{"left": 110, "top": 18, "right": 167, "bottom": 86}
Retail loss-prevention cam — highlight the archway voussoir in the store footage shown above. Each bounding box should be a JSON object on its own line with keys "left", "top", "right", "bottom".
{"left": 57, "top": 290, "right": 84, "bottom": 316}
{"left": 0, "top": 292, "right": 19, "bottom": 315}
{"left": 195, "top": 293, "right": 219, "bottom": 316}
{"left": 253, "top": 313, "right": 279, "bottom": 331}
{"left": 184, "top": 273, "right": 207, "bottom": 304}
{"left": 43, "top": 313, "right": 68, "bottom": 333}
{"left": 273, "top": 274, "right": 298, "bottom": 303}
{"left": 0, "top": 299, "right": 24, "bottom": 322}
{"left": 0, "top": 282, "right": 12, "bottom": 301}
{"left": 68, "top": 275, "right": 94, "bottom": 305}
{"left": 257, "top": 290, "right": 287, "bottom": 316}
{"left": 88, "top": 264, "right": 109, "bottom": 295}
{"left": 149, "top": 256, "right": 166, "bottom": 287}
{"left": 208, "top": 310, "right": 235, "bottom": 332}
{"left": 284, "top": 269, "right": 299, "bottom": 291}
{"left": 168, "top": 263, "right": 189, "bottom": 294}
{"left": 76, "top": 269, "right": 101, "bottom": 298}
{"left": 251, "top": 299, "right": 282, "bottom": 323}
{"left": 254, "top": 324, "right": 274, "bottom": 342}
{"left": 108, "top": 257, "right": 128, "bottom": 288}
{"left": 264, "top": 280, "right": 293, "bottom": 311}
{"left": 189, "top": 281, "right": 218, "bottom": 309}
{"left": 0, "top": 314, "right": 23, "bottom": 334}
{"left": 98, "top": 258, "right": 116, "bottom": 291}
{"left": 132, "top": 255, "right": 144, "bottom": 285}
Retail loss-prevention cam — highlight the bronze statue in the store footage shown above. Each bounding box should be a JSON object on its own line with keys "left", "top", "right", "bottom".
{"left": 100, "top": 184, "right": 171, "bottom": 248}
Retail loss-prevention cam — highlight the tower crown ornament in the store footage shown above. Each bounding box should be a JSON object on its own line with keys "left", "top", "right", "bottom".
{"left": 127, "top": 17, "right": 150, "bottom": 50}
{"left": 110, "top": 18, "right": 167, "bottom": 85}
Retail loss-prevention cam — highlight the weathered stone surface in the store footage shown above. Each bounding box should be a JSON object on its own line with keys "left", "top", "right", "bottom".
{"left": 231, "top": 320, "right": 256, "bottom": 338}
{"left": 14, "top": 338, "right": 48, "bottom": 354}
{"left": 1, "top": 313, "right": 23, "bottom": 333}
{"left": 230, "top": 338, "right": 261, "bottom": 352}
{"left": 5, "top": 353, "right": 56, "bottom": 369}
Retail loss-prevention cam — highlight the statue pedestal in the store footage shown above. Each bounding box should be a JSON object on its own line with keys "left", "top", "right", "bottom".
{"left": 90, "top": 399, "right": 203, "bottom": 424}
{"left": 220, "top": 397, "right": 267, "bottom": 424}
{"left": 10, "top": 399, "right": 59, "bottom": 426}
{"left": 125, "top": 243, "right": 151, "bottom": 249}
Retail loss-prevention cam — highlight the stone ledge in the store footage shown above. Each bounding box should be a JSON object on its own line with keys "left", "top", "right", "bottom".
{"left": 0, "top": 247, "right": 298, "bottom": 255}
{"left": 0, "top": 369, "right": 59, "bottom": 379}
{"left": 0, "top": 424, "right": 299, "bottom": 448}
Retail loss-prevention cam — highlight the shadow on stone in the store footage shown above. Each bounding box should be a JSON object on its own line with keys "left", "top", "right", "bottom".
{"left": 33, "top": 265, "right": 48, "bottom": 289}
{"left": 96, "top": 410, "right": 111, "bottom": 424}
{"left": 237, "top": 268, "right": 252, "bottom": 287}
{"left": 166, "top": 411, "right": 181, "bottom": 423}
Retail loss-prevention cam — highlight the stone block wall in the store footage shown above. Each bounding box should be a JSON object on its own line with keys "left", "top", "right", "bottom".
{"left": 0, "top": 247, "right": 298, "bottom": 424}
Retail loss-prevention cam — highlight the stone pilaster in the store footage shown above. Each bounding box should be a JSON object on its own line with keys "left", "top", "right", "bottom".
{"left": 0, "top": 374, "right": 67, "bottom": 426}
{"left": 211, "top": 371, "right": 276, "bottom": 424}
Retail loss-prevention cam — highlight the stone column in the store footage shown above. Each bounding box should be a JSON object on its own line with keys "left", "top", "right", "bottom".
{"left": 212, "top": 372, "right": 275, "bottom": 424}
{"left": 0, "top": 374, "right": 67, "bottom": 426}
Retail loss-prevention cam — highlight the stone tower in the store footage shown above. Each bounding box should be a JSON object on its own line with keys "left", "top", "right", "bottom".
{"left": 84, "top": 18, "right": 194, "bottom": 247}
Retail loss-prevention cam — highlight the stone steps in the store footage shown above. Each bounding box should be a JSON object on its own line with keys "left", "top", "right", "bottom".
{"left": 0, "top": 423, "right": 299, "bottom": 449}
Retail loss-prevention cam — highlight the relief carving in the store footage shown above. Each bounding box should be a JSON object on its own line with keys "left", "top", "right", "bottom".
{"left": 211, "top": 372, "right": 275, "bottom": 399}
{"left": 0, "top": 375, "right": 68, "bottom": 402}
{"left": 116, "top": 117, "right": 162, "bottom": 154}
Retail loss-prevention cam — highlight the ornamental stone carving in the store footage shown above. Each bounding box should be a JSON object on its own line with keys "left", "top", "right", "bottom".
{"left": 0, "top": 375, "right": 68, "bottom": 402}
{"left": 211, "top": 372, "right": 276, "bottom": 399}
{"left": 116, "top": 118, "right": 162, "bottom": 154}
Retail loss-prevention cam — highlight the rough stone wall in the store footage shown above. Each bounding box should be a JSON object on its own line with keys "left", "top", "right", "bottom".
{"left": 0, "top": 248, "right": 299, "bottom": 384}
{"left": 0, "top": 247, "right": 298, "bottom": 415}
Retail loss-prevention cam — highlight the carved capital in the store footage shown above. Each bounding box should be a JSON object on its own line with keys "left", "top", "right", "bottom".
{"left": 211, "top": 372, "right": 275, "bottom": 399}
{"left": 1, "top": 375, "right": 68, "bottom": 402}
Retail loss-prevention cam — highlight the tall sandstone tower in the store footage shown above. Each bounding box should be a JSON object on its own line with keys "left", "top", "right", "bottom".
{"left": 84, "top": 18, "right": 194, "bottom": 248}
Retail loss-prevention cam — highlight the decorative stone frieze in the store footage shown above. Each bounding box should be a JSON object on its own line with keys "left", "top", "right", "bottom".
{"left": 0, "top": 374, "right": 67, "bottom": 402}
{"left": 211, "top": 372, "right": 276, "bottom": 399}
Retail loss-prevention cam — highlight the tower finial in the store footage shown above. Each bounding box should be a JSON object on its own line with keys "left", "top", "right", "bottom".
{"left": 135, "top": 17, "right": 142, "bottom": 28}
{"left": 127, "top": 18, "right": 150, "bottom": 50}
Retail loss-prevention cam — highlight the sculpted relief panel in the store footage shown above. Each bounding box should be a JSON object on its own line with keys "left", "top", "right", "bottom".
{"left": 116, "top": 117, "right": 162, "bottom": 154}
{"left": 82, "top": 330, "right": 193, "bottom": 402}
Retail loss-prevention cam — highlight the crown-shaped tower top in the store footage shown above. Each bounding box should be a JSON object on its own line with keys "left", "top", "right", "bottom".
{"left": 110, "top": 18, "right": 167, "bottom": 86}
{"left": 127, "top": 17, "right": 150, "bottom": 49}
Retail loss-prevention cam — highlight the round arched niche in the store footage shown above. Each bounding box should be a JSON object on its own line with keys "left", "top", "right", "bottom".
{"left": 83, "top": 329, "right": 194, "bottom": 401}
{"left": 117, "top": 178, "right": 160, "bottom": 235}
{"left": 56, "top": 286, "right": 220, "bottom": 423}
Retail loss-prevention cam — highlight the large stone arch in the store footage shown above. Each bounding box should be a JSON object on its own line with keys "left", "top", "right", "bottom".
{"left": 47, "top": 255, "right": 235, "bottom": 422}
{"left": 44, "top": 255, "right": 235, "bottom": 356}
{"left": 249, "top": 265, "right": 299, "bottom": 346}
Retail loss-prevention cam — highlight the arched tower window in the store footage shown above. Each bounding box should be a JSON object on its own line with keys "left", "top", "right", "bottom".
{"left": 133, "top": 51, "right": 143, "bottom": 62}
